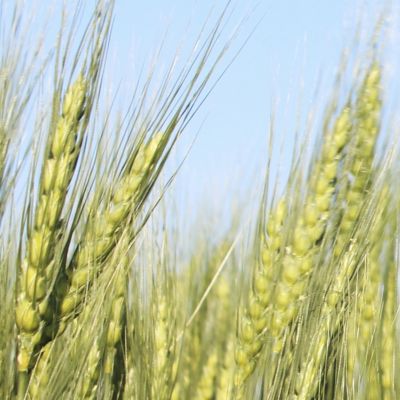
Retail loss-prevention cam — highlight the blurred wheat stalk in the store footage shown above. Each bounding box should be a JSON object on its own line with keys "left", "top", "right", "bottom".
{"left": 0, "top": 1, "right": 399, "bottom": 400}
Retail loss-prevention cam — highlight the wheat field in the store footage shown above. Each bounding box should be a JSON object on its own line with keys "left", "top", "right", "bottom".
{"left": 0, "top": 1, "right": 399, "bottom": 399}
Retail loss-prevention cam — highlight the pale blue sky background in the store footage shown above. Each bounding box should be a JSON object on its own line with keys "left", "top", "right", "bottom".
{"left": 105, "top": 0, "right": 393, "bottom": 217}
{"left": 16, "top": 0, "right": 400, "bottom": 221}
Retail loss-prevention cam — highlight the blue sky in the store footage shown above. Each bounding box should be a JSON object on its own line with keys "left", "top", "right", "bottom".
{"left": 106, "top": 1, "right": 390, "bottom": 214}
{"left": 16, "top": 0, "right": 399, "bottom": 220}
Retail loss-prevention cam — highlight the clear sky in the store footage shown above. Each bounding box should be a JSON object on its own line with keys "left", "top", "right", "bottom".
{"left": 14, "top": 0, "right": 400, "bottom": 221}
{"left": 106, "top": 1, "right": 393, "bottom": 218}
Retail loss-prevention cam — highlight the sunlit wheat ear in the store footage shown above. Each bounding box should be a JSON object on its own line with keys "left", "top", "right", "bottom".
{"left": 15, "top": 75, "right": 88, "bottom": 389}
{"left": 55, "top": 133, "right": 163, "bottom": 333}
{"left": 60, "top": 256, "right": 128, "bottom": 400}
{"left": 28, "top": 276, "right": 107, "bottom": 400}
{"left": 292, "top": 245, "right": 359, "bottom": 400}
{"left": 233, "top": 199, "right": 286, "bottom": 396}
{"left": 73, "top": 235, "right": 131, "bottom": 400}
{"left": 346, "top": 186, "right": 388, "bottom": 395}
{"left": 293, "top": 174, "right": 386, "bottom": 400}
{"left": 268, "top": 104, "right": 351, "bottom": 352}
{"left": 14, "top": 3, "right": 113, "bottom": 393}
{"left": 264, "top": 65, "right": 377, "bottom": 398}
{"left": 334, "top": 62, "right": 382, "bottom": 257}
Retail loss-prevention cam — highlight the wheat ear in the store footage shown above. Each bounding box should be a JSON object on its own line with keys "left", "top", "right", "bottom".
{"left": 294, "top": 179, "right": 385, "bottom": 399}
{"left": 334, "top": 62, "right": 381, "bottom": 257}
{"left": 293, "top": 245, "right": 359, "bottom": 400}
{"left": 55, "top": 133, "right": 163, "bottom": 330}
{"left": 233, "top": 199, "right": 286, "bottom": 395}
{"left": 15, "top": 75, "right": 87, "bottom": 394}
{"left": 269, "top": 105, "right": 351, "bottom": 352}
{"left": 346, "top": 187, "right": 387, "bottom": 395}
